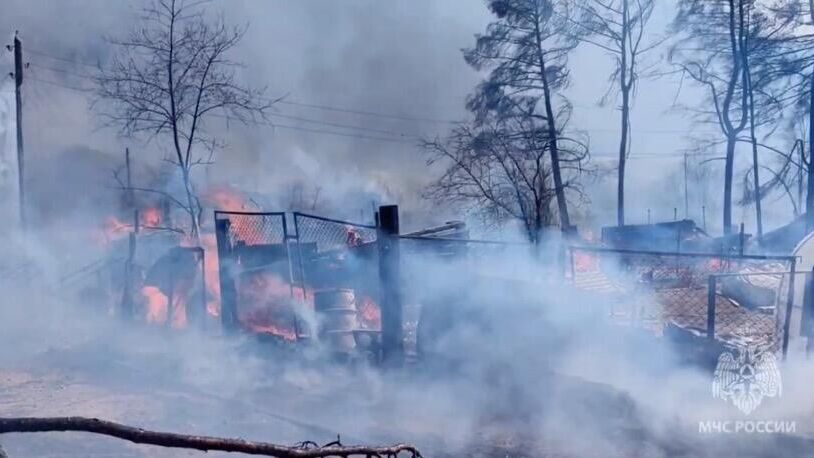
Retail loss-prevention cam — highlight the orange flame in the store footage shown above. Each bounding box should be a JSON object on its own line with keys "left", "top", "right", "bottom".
{"left": 141, "top": 286, "right": 187, "bottom": 328}
{"left": 205, "top": 185, "right": 255, "bottom": 212}
{"left": 358, "top": 295, "right": 381, "bottom": 330}
{"left": 238, "top": 272, "right": 304, "bottom": 340}
{"left": 574, "top": 252, "right": 600, "bottom": 273}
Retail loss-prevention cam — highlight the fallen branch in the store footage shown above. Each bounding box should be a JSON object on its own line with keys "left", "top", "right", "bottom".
{"left": 0, "top": 417, "right": 421, "bottom": 457}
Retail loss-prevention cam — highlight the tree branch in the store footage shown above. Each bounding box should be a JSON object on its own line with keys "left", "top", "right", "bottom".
{"left": 0, "top": 417, "right": 421, "bottom": 458}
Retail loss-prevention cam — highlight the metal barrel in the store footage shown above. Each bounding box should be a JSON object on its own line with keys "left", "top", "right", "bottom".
{"left": 314, "top": 288, "right": 358, "bottom": 352}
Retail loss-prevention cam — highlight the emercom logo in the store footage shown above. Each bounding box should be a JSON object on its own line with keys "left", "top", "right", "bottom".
{"left": 712, "top": 344, "right": 782, "bottom": 415}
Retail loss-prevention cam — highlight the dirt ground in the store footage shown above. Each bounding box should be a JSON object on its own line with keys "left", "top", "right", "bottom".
{"left": 2, "top": 323, "right": 814, "bottom": 457}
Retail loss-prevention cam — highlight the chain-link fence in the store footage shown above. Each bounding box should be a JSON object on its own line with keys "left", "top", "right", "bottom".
{"left": 291, "top": 212, "right": 381, "bottom": 331}
{"left": 708, "top": 271, "right": 796, "bottom": 353}
{"left": 214, "top": 211, "right": 297, "bottom": 337}
{"left": 568, "top": 246, "right": 796, "bottom": 352}
{"left": 214, "top": 211, "right": 287, "bottom": 247}
{"left": 293, "top": 212, "right": 377, "bottom": 253}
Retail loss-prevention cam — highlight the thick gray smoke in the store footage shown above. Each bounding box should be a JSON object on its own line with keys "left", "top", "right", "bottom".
{"left": 1, "top": 2, "right": 814, "bottom": 457}
{"left": 1, "top": 228, "right": 814, "bottom": 457}
{"left": 3, "top": 0, "right": 781, "bottom": 235}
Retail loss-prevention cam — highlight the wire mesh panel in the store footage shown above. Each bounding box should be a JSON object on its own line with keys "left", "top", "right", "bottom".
{"left": 568, "top": 246, "right": 795, "bottom": 348}
{"left": 709, "top": 272, "right": 794, "bottom": 350}
{"left": 293, "top": 212, "right": 377, "bottom": 253}
{"left": 291, "top": 212, "right": 383, "bottom": 338}
{"left": 214, "top": 211, "right": 287, "bottom": 247}
{"left": 213, "top": 211, "right": 297, "bottom": 339}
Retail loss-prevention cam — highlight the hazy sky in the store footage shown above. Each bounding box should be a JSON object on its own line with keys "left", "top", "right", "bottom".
{"left": 0, "top": 0, "right": 794, "bottom": 234}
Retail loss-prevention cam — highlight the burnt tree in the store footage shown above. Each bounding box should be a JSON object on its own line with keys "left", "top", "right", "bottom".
{"left": 423, "top": 116, "right": 587, "bottom": 245}
{"left": 574, "top": 0, "right": 659, "bottom": 227}
{"left": 464, "top": 0, "right": 585, "bottom": 229}
{"left": 671, "top": 0, "right": 751, "bottom": 235}
{"left": 95, "top": 0, "right": 275, "bottom": 239}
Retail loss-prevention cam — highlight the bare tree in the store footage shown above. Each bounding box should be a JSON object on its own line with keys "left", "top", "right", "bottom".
{"left": 671, "top": 0, "right": 752, "bottom": 235}
{"left": 423, "top": 113, "right": 588, "bottom": 244}
{"left": 95, "top": 0, "right": 275, "bottom": 239}
{"left": 464, "top": 0, "right": 584, "bottom": 229}
{"left": 574, "top": 0, "right": 659, "bottom": 227}
{"left": 763, "top": 0, "right": 814, "bottom": 230}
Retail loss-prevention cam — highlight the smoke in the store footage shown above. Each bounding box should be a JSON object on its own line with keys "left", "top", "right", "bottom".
{"left": 1, "top": 2, "right": 814, "bottom": 457}
{"left": 1, "top": 0, "right": 761, "bottom": 235}
{"left": 2, "top": 222, "right": 813, "bottom": 457}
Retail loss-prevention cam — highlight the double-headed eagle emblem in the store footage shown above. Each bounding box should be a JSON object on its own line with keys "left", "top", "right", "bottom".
{"left": 712, "top": 345, "right": 782, "bottom": 415}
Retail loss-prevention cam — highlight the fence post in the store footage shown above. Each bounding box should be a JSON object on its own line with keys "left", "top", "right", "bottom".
{"left": 707, "top": 275, "right": 716, "bottom": 341}
{"left": 377, "top": 205, "right": 403, "bottom": 367}
{"left": 120, "top": 209, "right": 138, "bottom": 320}
{"left": 782, "top": 259, "right": 797, "bottom": 360}
{"left": 198, "top": 247, "right": 207, "bottom": 329}
{"left": 803, "top": 267, "right": 814, "bottom": 358}
{"left": 215, "top": 217, "right": 238, "bottom": 332}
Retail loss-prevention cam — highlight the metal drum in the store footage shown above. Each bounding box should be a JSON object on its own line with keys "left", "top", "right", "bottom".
{"left": 314, "top": 288, "right": 358, "bottom": 352}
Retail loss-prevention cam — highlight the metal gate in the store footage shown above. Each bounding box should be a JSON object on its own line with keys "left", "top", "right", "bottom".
{"left": 214, "top": 210, "right": 381, "bottom": 343}
{"left": 213, "top": 211, "right": 297, "bottom": 337}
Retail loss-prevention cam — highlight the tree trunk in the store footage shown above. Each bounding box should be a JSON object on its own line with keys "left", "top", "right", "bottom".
{"left": 724, "top": 134, "right": 736, "bottom": 235}
{"left": 533, "top": 21, "right": 570, "bottom": 230}
{"left": 720, "top": 0, "right": 747, "bottom": 236}
{"left": 744, "top": 47, "right": 762, "bottom": 238}
{"left": 618, "top": 88, "right": 630, "bottom": 227}
{"left": 182, "top": 167, "right": 200, "bottom": 239}
{"left": 617, "top": 0, "right": 630, "bottom": 228}
{"left": 807, "top": 68, "right": 814, "bottom": 231}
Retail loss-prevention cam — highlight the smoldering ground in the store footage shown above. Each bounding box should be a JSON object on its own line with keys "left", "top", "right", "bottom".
{"left": 2, "top": 233, "right": 814, "bottom": 457}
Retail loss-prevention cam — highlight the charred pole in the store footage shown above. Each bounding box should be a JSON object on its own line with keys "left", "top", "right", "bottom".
{"left": 377, "top": 205, "right": 403, "bottom": 366}
{"left": 12, "top": 32, "right": 25, "bottom": 229}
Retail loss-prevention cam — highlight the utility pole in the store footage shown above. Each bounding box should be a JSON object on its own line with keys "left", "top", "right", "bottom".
{"left": 683, "top": 153, "right": 689, "bottom": 218}
{"left": 12, "top": 32, "right": 25, "bottom": 229}
{"left": 125, "top": 147, "right": 134, "bottom": 208}
{"left": 798, "top": 139, "right": 805, "bottom": 218}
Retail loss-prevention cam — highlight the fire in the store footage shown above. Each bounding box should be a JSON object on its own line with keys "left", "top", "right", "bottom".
{"left": 95, "top": 206, "right": 164, "bottom": 246}
{"left": 141, "top": 286, "right": 187, "bottom": 328}
{"left": 358, "top": 295, "right": 381, "bottom": 330}
{"left": 238, "top": 272, "right": 305, "bottom": 340}
{"left": 205, "top": 185, "right": 257, "bottom": 212}
{"left": 141, "top": 207, "right": 162, "bottom": 228}
{"left": 96, "top": 216, "right": 131, "bottom": 245}
{"left": 346, "top": 227, "right": 364, "bottom": 247}
{"left": 96, "top": 186, "right": 383, "bottom": 344}
{"left": 573, "top": 251, "right": 600, "bottom": 273}
{"left": 200, "top": 234, "right": 221, "bottom": 317}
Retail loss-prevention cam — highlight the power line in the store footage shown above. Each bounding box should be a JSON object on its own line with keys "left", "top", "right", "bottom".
{"left": 276, "top": 99, "right": 460, "bottom": 125}
{"left": 26, "top": 65, "right": 426, "bottom": 139}
{"left": 267, "top": 112, "right": 419, "bottom": 139}
{"left": 28, "top": 62, "right": 97, "bottom": 80}
{"left": 269, "top": 123, "right": 418, "bottom": 144}
{"left": 23, "top": 49, "right": 461, "bottom": 125}
{"left": 208, "top": 113, "right": 418, "bottom": 144}
{"left": 20, "top": 78, "right": 731, "bottom": 152}
{"left": 26, "top": 76, "right": 93, "bottom": 93}
{"left": 26, "top": 47, "right": 100, "bottom": 69}
{"left": 24, "top": 51, "right": 712, "bottom": 136}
